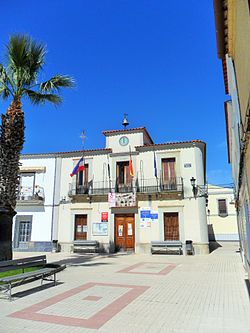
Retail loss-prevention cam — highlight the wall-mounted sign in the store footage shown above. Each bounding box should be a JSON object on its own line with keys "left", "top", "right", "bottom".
{"left": 92, "top": 223, "right": 108, "bottom": 236}
{"left": 140, "top": 221, "right": 151, "bottom": 228}
{"left": 108, "top": 193, "right": 116, "bottom": 207}
{"left": 101, "top": 212, "right": 108, "bottom": 222}
{"left": 184, "top": 163, "right": 192, "bottom": 168}
{"left": 140, "top": 208, "right": 159, "bottom": 224}
{"left": 140, "top": 208, "right": 151, "bottom": 222}
{"left": 150, "top": 210, "right": 159, "bottom": 222}
{"left": 108, "top": 192, "right": 136, "bottom": 208}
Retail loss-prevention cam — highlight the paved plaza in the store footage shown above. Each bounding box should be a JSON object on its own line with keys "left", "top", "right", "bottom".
{"left": 0, "top": 243, "right": 249, "bottom": 333}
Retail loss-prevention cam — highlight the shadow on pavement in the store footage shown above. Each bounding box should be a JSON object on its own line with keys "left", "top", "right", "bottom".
{"left": 10, "top": 281, "right": 64, "bottom": 300}
{"left": 209, "top": 241, "right": 222, "bottom": 253}
{"left": 50, "top": 251, "right": 134, "bottom": 267}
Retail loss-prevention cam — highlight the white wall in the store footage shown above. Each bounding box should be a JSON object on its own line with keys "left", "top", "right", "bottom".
{"left": 226, "top": 55, "right": 241, "bottom": 191}
{"left": 105, "top": 132, "right": 144, "bottom": 153}
{"left": 15, "top": 156, "right": 56, "bottom": 243}
{"left": 207, "top": 186, "right": 238, "bottom": 241}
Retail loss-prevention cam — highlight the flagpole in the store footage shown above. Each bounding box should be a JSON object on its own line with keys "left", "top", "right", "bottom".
{"left": 80, "top": 129, "right": 85, "bottom": 155}
{"left": 107, "top": 155, "right": 111, "bottom": 192}
{"left": 80, "top": 129, "right": 85, "bottom": 187}
{"left": 129, "top": 145, "right": 134, "bottom": 192}
{"left": 154, "top": 150, "right": 159, "bottom": 191}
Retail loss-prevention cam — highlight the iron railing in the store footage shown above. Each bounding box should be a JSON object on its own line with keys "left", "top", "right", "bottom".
{"left": 69, "top": 177, "right": 183, "bottom": 196}
{"left": 17, "top": 185, "right": 45, "bottom": 202}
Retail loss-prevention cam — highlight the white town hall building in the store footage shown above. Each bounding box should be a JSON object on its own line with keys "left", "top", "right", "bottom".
{"left": 14, "top": 126, "right": 209, "bottom": 255}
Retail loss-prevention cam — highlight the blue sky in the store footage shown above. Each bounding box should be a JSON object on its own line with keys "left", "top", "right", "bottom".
{"left": 0, "top": 0, "right": 232, "bottom": 185}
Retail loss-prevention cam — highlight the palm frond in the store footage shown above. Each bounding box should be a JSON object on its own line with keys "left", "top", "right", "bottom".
{"left": 26, "top": 40, "right": 46, "bottom": 83}
{"left": 40, "top": 75, "right": 74, "bottom": 92}
{"left": 0, "top": 63, "right": 14, "bottom": 97}
{"left": 24, "top": 89, "right": 62, "bottom": 105}
{"left": 7, "top": 35, "right": 45, "bottom": 88}
{"left": 1, "top": 34, "right": 74, "bottom": 102}
{"left": 0, "top": 86, "right": 10, "bottom": 99}
{"left": 7, "top": 35, "right": 30, "bottom": 70}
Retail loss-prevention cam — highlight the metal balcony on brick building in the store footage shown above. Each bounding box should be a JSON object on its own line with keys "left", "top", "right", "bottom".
{"left": 68, "top": 177, "right": 183, "bottom": 198}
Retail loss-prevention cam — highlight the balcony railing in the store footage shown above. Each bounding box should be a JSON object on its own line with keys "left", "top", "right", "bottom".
{"left": 68, "top": 177, "right": 183, "bottom": 196}
{"left": 17, "top": 185, "right": 45, "bottom": 202}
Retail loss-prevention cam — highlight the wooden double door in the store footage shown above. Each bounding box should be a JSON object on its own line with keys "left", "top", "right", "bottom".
{"left": 164, "top": 212, "right": 179, "bottom": 240}
{"left": 74, "top": 215, "right": 87, "bottom": 240}
{"left": 115, "top": 214, "right": 135, "bottom": 250}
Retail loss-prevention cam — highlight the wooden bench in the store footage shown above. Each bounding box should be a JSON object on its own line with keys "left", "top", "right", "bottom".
{"left": 73, "top": 240, "right": 99, "bottom": 253}
{"left": 0, "top": 255, "right": 65, "bottom": 300}
{"left": 151, "top": 241, "right": 183, "bottom": 255}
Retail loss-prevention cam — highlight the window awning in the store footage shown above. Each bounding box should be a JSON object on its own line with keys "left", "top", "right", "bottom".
{"left": 19, "top": 166, "right": 46, "bottom": 173}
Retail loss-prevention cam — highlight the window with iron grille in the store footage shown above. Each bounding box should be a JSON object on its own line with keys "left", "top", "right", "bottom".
{"left": 218, "top": 199, "right": 228, "bottom": 217}
{"left": 19, "top": 220, "right": 32, "bottom": 242}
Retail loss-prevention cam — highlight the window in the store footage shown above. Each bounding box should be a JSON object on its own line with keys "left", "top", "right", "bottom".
{"left": 19, "top": 172, "right": 35, "bottom": 198}
{"left": 19, "top": 220, "right": 32, "bottom": 242}
{"left": 162, "top": 158, "right": 176, "bottom": 181}
{"left": 218, "top": 199, "right": 228, "bottom": 217}
{"left": 77, "top": 164, "right": 89, "bottom": 186}
{"left": 116, "top": 161, "right": 131, "bottom": 185}
{"left": 161, "top": 158, "right": 177, "bottom": 190}
{"left": 76, "top": 164, "right": 89, "bottom": 194}
{"left": 14, "top": 216, "right": 33, "bottom": 248}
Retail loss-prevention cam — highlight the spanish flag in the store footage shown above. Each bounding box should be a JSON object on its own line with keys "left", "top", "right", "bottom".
{"left": 129, "top": 148, "right": 134, "bottom": 177}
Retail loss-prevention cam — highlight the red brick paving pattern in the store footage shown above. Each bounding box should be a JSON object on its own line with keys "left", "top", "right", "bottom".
{"left": 9, "top": 282, "right": 150, "bottom": 329}
{"left": 117, "top": 262, "right": 177, "bottom": 275}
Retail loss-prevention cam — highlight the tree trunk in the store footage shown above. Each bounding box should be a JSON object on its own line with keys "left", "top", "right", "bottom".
{"left": 0, "top": 206, "right": 16, "bottom": 260}
{"left": 0, "top": 98, "right": 24, "bottom": 260}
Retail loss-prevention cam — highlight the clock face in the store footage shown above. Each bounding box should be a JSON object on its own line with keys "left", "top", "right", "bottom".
{"left": 119, "top": 136, "right": 129, "bottom": 146}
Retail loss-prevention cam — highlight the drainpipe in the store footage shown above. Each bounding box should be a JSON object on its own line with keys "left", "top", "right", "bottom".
{"left": 51, "top": 156, "right": 58, "bottom": 251}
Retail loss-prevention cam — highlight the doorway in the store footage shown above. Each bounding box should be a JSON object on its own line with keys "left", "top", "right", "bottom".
{"left": 164, "top": 212, "right": 179, "bottom": 240}
{"left": 74, "top": 215, "right": 87, "bottom": 240}
{"left": 115, "top": 214, "right": 135, "bottom": 251}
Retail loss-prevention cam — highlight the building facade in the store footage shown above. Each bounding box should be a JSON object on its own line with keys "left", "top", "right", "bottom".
{"left": 213, "top": 0, "right": 250, "bottom": 279}
{"left": 57, "top": 127, "right": 209, "bottom": 255}
{"left": 13, "top": 154, "right": 61, "bottom": 251}
{"left": 207, "top": 185, "right": 238, "bottom": 242}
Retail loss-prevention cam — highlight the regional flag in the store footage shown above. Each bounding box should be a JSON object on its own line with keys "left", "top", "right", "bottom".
{"left": 129, "top": 149, "right": 134, "bottom": 177}
{"left": 154, "top": 152, "right": 157, "bottom": 178}
{"left": 70, "top": 157, "right": 85, "bottom": 177}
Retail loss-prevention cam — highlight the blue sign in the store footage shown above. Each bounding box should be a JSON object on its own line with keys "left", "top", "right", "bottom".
{"left": 151, "top": 212, "right": 158, "bottom": 222}
{"left": 140, "top": 208, "right": 151, "bottom": 222}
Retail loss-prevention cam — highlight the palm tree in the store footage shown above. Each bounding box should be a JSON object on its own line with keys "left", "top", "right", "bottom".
{"left": 0, "top": 35, "right": 74, "bottom": 260}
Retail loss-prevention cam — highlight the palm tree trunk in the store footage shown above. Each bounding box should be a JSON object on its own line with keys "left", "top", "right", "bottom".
{"left": 0, "top": 207, "right": 16, "bottom": 260}
{"left": 0, "top": 98, "right": 24, "bottom": 260}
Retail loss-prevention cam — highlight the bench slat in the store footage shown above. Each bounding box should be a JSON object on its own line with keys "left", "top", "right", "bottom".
{"left": 0, "top": 256, "right": 47, "bottom": 273}
{"left": 151, "top": 241, "right": 183, "bottom": 255}
{"left": 0, "top": 255, "right": 46, "bottom": 268}
{"left": 0, "top": 268, "right": 55, "bottom": 283}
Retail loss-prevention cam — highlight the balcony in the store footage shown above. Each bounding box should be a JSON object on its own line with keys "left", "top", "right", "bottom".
{"left": 17, "top": 185, "right": 45, "bottom": 205}
{"left": 68, "top": 177, "right": 183, "bottom": 200}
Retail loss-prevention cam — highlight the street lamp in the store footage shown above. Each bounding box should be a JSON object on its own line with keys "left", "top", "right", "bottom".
{"left": 190, "top": 177, "right": 198, "bottom": 198}
{"left": 190, "top": 177, "right": 208, "bottom": 201}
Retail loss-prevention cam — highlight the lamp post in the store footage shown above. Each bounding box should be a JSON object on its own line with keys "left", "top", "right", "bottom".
{"left": 190, "top": 177, "right": 198, "bottom": 198}
{"left": 190, "top": 177, "right": 208, "bottom": 202}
